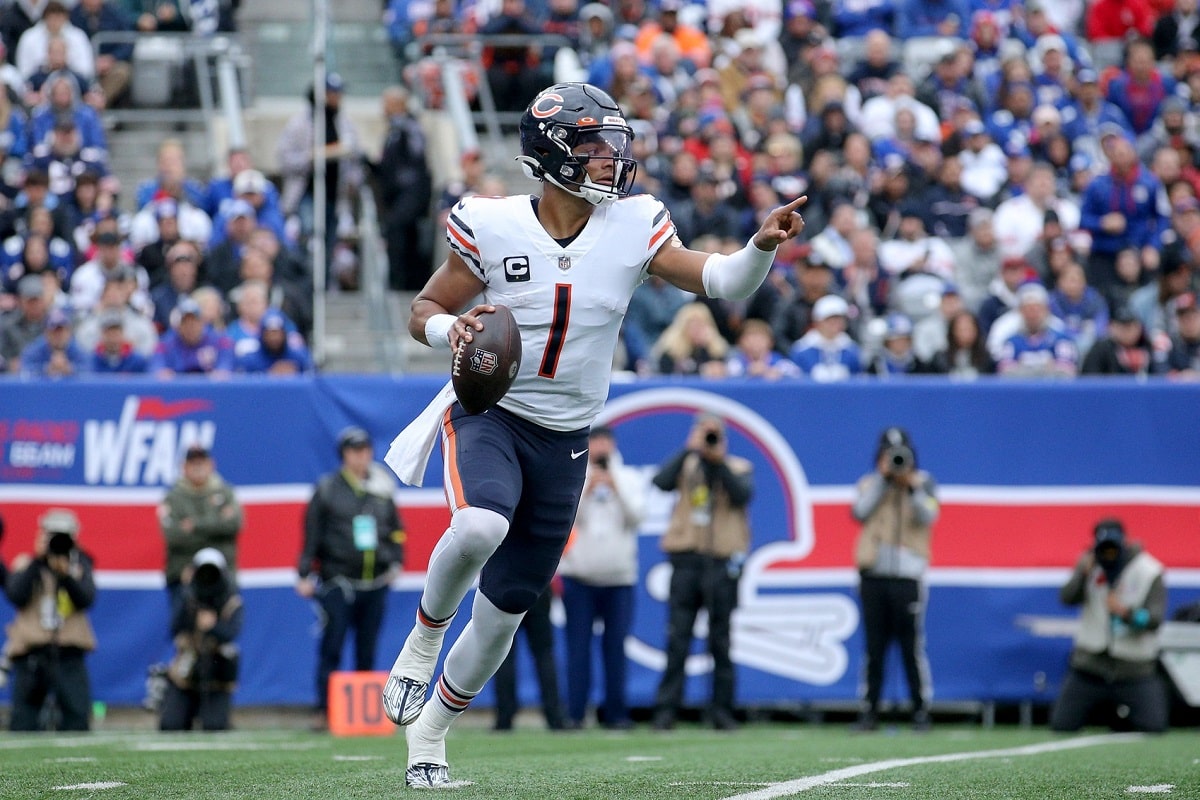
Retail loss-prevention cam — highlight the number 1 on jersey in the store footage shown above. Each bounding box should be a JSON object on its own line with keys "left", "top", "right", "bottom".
{"left": 538, "top": 283, "right": 572, "bottom": 378}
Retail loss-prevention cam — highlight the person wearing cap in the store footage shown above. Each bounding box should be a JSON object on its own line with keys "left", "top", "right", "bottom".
{"left": 1165, "top": 288, "right": 1200, "bottom": 376}
{"left": 202, "top": 198, "right": 258, "bottom": 295}
{"left": 1061, "top": 68, "right": 1133, "bottom": 161}
{"left": 148, "top": 241, "right": 199, "bottom": 330}
{"left": 149, "top": 296, "right": 235, "bottom": 378}
{"left": 866, "top": 312, "right": 924, "bottom": 376}
{"left": 1081, "top": 302, "right": 1167, "bottom": 374}
{"left": 276, "top": 70, "right": 364, "bottom": 271}
{"left": 789, "top": 293, "right": 863, "bottom": 381}
{"left": 1050, "top": 518, "right": 1168, "bottom": 733}
{"left": 996, "top": 281, "right": 1079, "bottom": 376}
{"left": 89, "top": 307, "right": 149, "bottom": 373}
{"left": 28, "top": 72, "right": 107, "bottom": 155}
{"left": 959, "top": 117, "right": 1011, "bottom": 201}
{"left": 297, "top": 426, "right": 405, "bottom": 730}
{"left": 5, "top": 508, "right": 98, "bottom": 731}
{"left": 0, "top": 273, "right": 50, "bottom": 371}
{"left": 159, "top": 443, "right": 243, "bottom": 614}
{"left": 74, "top": 271, "right": 159, "bottom": 357}
{"left": 207, "top": 169, "right": 288, "bottom": 251}
{"left": 650, "top": 412, "right": 753, "bottom": 731}
{"left": 851, "top": 426, "right": 939, "bottom": 732}
{"left": 1079, "top": 124, "right": 1167, "bottom": 293}
{"left": 19, "top": 305, "right": 88, "bottom": 378}
{"left": 159, "top": 548, "right": 243, "bottom": 731}
{"left": 233, "top": 308, "right": 313, "bottom": 375}
{"left": 68, "top": 219, "right": 152, "bottom": 316}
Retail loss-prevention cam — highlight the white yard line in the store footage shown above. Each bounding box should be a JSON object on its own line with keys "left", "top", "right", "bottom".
{"left": 52, "top": 782, "right": 127, "bottom": 791}
{"left": 1127, "top": 787, "right": 1174, "bottom": 794}
{"left": 721, "top": 734, "right": 1143, "bottom": 800}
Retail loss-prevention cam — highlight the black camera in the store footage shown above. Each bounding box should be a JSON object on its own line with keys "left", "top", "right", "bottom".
{"left": 594, "top": 455, "right": 609, "bottom": 470}
{"left": 47, "top": 531, "right": 75, "bottom": 556}
{"left": 704, "top": 430, "right": 722, "bottom": 447}
{"left": 886, "top": 444, "right": 914, "bottom": 472}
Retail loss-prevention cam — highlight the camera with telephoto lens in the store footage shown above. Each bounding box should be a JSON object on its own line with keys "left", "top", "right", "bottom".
{"left": 47, "top": 530, "right": 75, "bottom": 556}
{"left": 704, "top": 430, "right": 722, "bottom": 447}
{"left": 886, "top": 444, "right": 914, "bottom": 472}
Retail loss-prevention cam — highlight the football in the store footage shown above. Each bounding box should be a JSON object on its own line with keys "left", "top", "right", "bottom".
{"left": 451, "top": 305, "right": 522, "bottom": 414}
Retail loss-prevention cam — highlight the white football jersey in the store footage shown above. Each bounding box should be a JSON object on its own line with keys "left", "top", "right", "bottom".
{"left": 446, "top": 193, "right": 676, "bottom": 430}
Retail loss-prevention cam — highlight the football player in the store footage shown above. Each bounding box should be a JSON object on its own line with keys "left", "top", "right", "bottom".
{"left": 382, "top": 82, "right": 805, "bottom": 788}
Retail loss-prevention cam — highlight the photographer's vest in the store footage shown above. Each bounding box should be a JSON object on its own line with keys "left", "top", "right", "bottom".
{"left": 1074, "top": 551, "right": 1163, "bottom": 664}
{"left": 854, "top": 474, "right": 933, "bottom": 575}
{"left": 5, "top": 570, "right": 97, "bottom": 657}
{"left": 660, "top": 453, "right": 751, "bottom": 558}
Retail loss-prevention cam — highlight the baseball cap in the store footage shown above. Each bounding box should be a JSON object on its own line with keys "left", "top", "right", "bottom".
{"left": 1016, "top": 281, "right": 1049, "bottom": 306}
{"left": 812, "top": 294, "right": 850, "bottom": 321}
{"left": 228, "top": 198, "right": 256, "bottom": 220}
{"left": 175, "top": 296, "right": 202, "bottom": 319}
{"left": 155, "top": 198, "right": 179, "bottom": 220}
{"left": 963, "top": 119, "right": 986, "bottom": 137}
{"left": 325, "top": 71, "right": 344, "bottom": 93}
{"left": 1075, "top": 67, "right": 1098, "bottom": 84}
{"left": 233, "top": 169, "right": 267, "bottom": 196}
{"left": 17, "top": 273, "right": 43, "bottom": 299}
{"left": 338, "top": 426, "right": 372, "bottom": 451}
{"left": 885, "top": 313, "right": 914, "bottom": 339}
{"left": 1093, "top": 518, "right": 1125, "bottom": 547}
{"left": 1111, "top": 305, "right": 1140, "bottom": 324}
{"left": 1099, "top": 122, "right": 1133, "bottom": 144}
{"left": 784, "top": 0, "right": 815, "bottom": 19}
{"left": 942, "top": 281, "right": 961, "bottom": 297}
{"left": 94, "top": 230, "right": 122, "bottom": 246}
{"left": 185, "top": 443, "right": 211, "bottom": 460}
{"left": 734, "top": 28, "right": 763, "bottom": 50}
{"left": 261, "top": 309, "right": 287, "bottom": 331}
{"left": 192, "top": 546, "right": 226, "bottom": 570}
{"left": 1175, "top": 291, "right": 1199, "bottom": 314}
{"left": 46, "top": 307, "right": 71, "bottom": 329}
{"left": 98, "top": 308, "right": 124, "bottom": 329}
{"left": 39, "top": 508, "right": 79, "bottom": 535}
{"left": 1004, "top": 139, "right": 1032, "bottom": 159}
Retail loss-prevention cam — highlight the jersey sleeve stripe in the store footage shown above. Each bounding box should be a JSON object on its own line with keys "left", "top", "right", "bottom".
{"left": 648, "top": 217, "right": 675, "bottom": 251}
{"left": 652, "top": 206, "right": 669, "bottom": 227}
{"left": 449, "top": 211, "right": 474, "bottom": 238}
{"left": 447, "top": 220, "right": 480, "bottom": 257}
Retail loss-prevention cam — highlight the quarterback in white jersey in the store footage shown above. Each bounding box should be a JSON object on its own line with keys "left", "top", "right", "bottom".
{"left": 383, "top": 82, "right": 806, "bottom": 789}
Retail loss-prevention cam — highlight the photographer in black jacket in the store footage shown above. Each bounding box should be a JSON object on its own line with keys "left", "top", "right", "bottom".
{"left": 4, "top": 509, "right": 97, "bottom": 731}
{"left": 851, "top": 427, "right": 939, "bottom": 732}
{"left": 296, "top": 426, "right": 406, "bottom": 730}
{"left": 160, "top": 548, "right": 243, "bottom": 731}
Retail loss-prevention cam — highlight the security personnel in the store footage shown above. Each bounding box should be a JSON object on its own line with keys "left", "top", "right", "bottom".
{"left": 651, "top": 413, "right": 753, "bottom": 731}
{"left": 296, "top": 426, "right": 406, "bottom": 729}
{"left": 4, "top": 509, "right": 98, "bottom": 731}
{"left": 852, "top": 427, "right": 939, "bottom": 732}
{"left": 1050, "top": 519, "right": 1168, "bottom": 733}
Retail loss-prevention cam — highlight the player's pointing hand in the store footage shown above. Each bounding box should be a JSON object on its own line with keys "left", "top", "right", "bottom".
{"left": 752, "top": 195, "right": 808, "bottom": 251}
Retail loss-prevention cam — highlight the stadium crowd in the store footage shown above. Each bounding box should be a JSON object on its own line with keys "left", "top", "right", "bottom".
{"left": 4, "top": 0, "right": 1200, "bottom": 380}
{"left": 397, "top": 0, "right": 1200, "bottom": 380}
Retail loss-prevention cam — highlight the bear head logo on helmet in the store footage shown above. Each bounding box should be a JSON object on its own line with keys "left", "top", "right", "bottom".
{"left": 517, "top": 83, "right": 638, "bottom": 206}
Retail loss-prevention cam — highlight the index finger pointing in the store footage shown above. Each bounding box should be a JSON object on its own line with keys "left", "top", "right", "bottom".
{"left": 781, "top": 195, "right": 808, "bottom": 213}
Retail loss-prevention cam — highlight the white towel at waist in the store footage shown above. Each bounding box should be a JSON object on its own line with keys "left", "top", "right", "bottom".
{"left": 385, "top": 380, "right": 457, "bottom": 487}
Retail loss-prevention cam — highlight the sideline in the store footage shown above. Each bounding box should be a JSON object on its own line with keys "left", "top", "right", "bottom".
{"left": 721, "top": 733, "right": 1144, "bottom": 800}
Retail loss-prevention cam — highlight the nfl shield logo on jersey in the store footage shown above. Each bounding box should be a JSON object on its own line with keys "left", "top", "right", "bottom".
{"left": 557, "top": 255, "right": 573, "bottom": 271}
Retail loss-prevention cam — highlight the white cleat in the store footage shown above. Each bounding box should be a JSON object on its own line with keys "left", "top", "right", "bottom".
{"left": 382, "top": 632, "right": 441, "bottom": 726}
{"left": 405, "top": 763, "right": 452, "bottom": 789}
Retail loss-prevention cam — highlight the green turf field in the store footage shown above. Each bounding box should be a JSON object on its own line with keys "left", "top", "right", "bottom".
{"left": 0, "top": 722, "right": 1196, "bottom": 799}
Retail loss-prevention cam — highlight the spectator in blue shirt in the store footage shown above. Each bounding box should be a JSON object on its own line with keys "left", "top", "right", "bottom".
{"left": 790, "top": 294, "right": 863, "bottom": 381}
{"left": 896, "top": 0, "right": 969, "bottom": 39}
{"left": 70, "top": 0, "right": 135, "bottom": 108}
{"left": 150, "top": 296, "right": 234, "bottom": 378}
{"left": 234, "top": 309, "right": 313, "bottom": 376}
{"left": 1079, "top": 126, "right": 1169, "bottom": 293}
{"left": 90, "top": 308, "right": 149, "bottom": 374}
{"left": 1105, "top": 38, "right": 1178, "bottom": 136}
{"left": 1060, "top": 68, "right": 1132, "bottom": 165}
{"left": 20, "top": 306, "right": 88, "bottom": 378}
{"left": 997, "top": 282, "right": 1078, "bottom": 377}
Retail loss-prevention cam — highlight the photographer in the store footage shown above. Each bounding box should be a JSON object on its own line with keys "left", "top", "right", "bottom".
{"left": 1050, "top": 519, "right": 1168, "bottom": 733}
{"left": 4, "top": 509, "right": 97, "bottom": 731}
{"left": 160, "top": 548, "right": 244, "bottom": 731}
{"left": 851, "top": 427, "right": 939, "bottom": 732}
{"left": 651, "top": 413, "right": 753, "bottom": 731}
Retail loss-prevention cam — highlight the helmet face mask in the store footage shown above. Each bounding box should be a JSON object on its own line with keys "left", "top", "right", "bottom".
{"left": 518, "top": 83, "right": 638, "bottom": 205}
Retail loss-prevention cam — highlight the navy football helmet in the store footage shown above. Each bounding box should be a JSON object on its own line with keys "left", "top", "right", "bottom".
{"left": 517, "top": 83, "right": 637, "bottom": 206}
